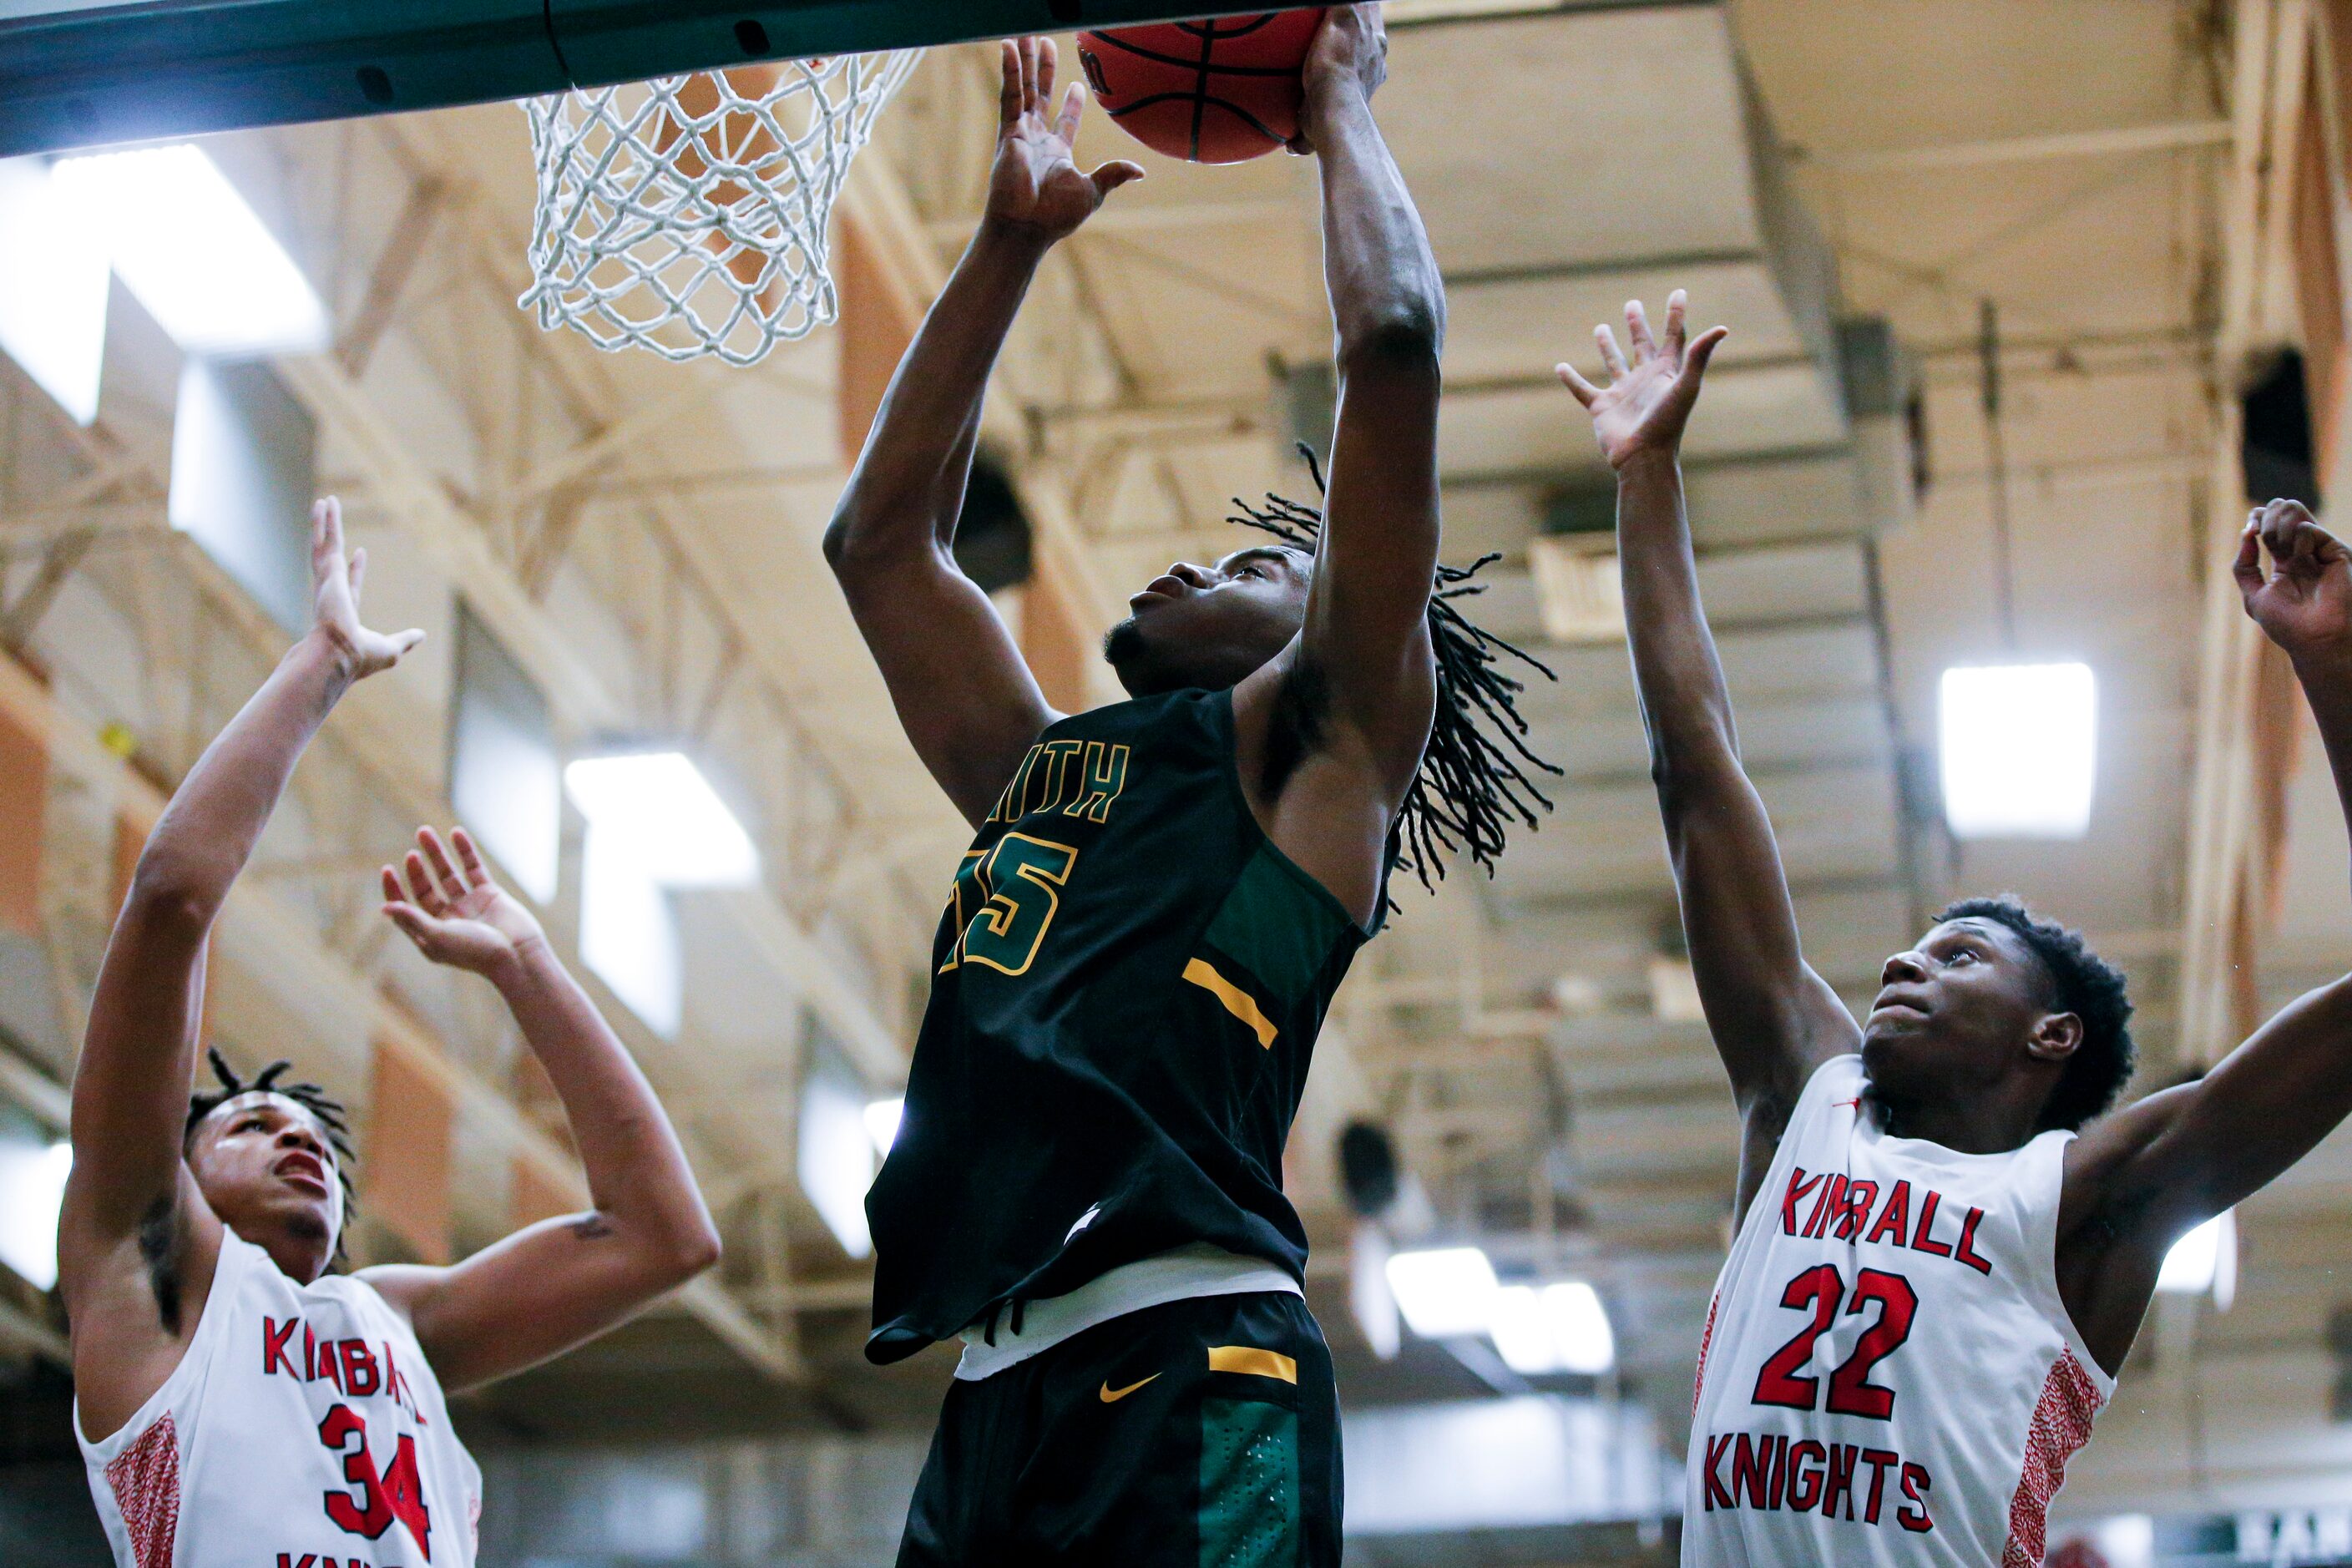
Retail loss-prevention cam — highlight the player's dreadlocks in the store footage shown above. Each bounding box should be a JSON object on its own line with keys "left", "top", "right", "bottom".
{"left": 185, "top": 1047, "right": 357, "bottom": 1243}
{"left": 1233, "top": 447, "right": 1561, "bottom": 901}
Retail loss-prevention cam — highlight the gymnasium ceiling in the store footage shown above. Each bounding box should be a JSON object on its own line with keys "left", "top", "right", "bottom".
{"left": 5, "top": 0, "right": 2349, "bottom": 1515}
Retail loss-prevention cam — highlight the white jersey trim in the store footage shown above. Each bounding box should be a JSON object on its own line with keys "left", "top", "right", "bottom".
{"left": 953, "top": 1244, "right": 1300, "bottom": 1380}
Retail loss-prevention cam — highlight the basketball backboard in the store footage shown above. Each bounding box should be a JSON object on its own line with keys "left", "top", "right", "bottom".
{"left": 0, "top": 0, "right": 1286, "bottom": 157}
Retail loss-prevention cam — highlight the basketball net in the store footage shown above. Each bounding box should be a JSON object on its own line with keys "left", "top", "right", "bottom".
{"left": 520, "top": 50, "right": 920, "bottom": 367}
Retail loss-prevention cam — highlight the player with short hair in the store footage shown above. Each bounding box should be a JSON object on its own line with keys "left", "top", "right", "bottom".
{"left": 1559, "top": 294, "right": 2352, "bottom": 1566}
{"left": 63, "top": 498, "right": 721, "bottom": 1568}
{"left": 824, "top": 13, "right": 1548, "bottom": 1564}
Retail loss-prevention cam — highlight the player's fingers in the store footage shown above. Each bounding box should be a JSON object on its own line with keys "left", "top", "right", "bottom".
{"left": 381, "top": 866, "right": 404, "bottom": 905}
{"left": 1090, "top": 159, "right": 1146, "bottom": 198}
{"left": 1555, "top": 362, "right": 1600, "bottom": 407}
{"left": 402, "top": 850, "right": 441, "bottom": 912}
{"left": 2233, "top": 518, "right": 2266, "bottom": 599}
{"left": 1682, "top": 325, "right": 1730, "bottom": 383}
{"left": 1594, "top": 323, "right": 1628, "bottom": 377}
{"left": 1018, "top": 36, "right": 1039, "bottom": 116}
{"left": 2259, "top": 498, "right": 2304, "bottom": 562}
{"left": 1037, "top": 35, "right": 1059, "bottom": 114}
{"left": 348, "top": 546, "right": 367, "bottom": 604}
{"left": 1057, "top": 82, "right": 1085, "bottom": 146}
{"left": 418, "top": 827, "right": 467, "bottom": 901}
{"left": 1625, "top": 300, "right": 1656, "bottom": 362}
{"left": 451, "top": 826, "right": 489, "bottom": 887}
{"left": 1663, "top": 289, "right": 1688, "bottom": 356}
{"left": 999, "top": 41, "right": 1021, "bottom": 127}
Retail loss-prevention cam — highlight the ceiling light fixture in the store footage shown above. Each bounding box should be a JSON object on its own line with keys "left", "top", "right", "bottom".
{"left": 1384, "top": 1245, "right": 1500, "bottom": 1340}
{"left": 564, "top": 751, "right": 758, "bottom": 887}
{"left": 1938, "top": 662, "right": 2097, "bottom": 839}
{"left": 53, "top": 143, "right": 329, "bottom": 358}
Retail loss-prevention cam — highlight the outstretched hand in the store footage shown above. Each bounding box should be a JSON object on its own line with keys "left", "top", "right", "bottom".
{"left": 381, "top": 826, "right": 545, "bottom": 978}
{"left": 2237, "top": 498, "right": 2352, "bottom": 662}
{"left": 984, "top": 37, "right": 1143, "bottom": 244}
{"left": 310, "top": 497, "right": 423, "bottom": 678}
{"left": 1556, "top": 291, "right": 1728, "bottom": 470}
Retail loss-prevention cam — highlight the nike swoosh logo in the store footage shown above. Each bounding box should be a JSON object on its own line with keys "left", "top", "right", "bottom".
{"left": 1100, "top": 1373, "right": 1161, "bottom": 1404}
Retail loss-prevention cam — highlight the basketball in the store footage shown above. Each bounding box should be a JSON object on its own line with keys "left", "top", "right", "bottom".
{"left": 1075, "top": 9, "right": 1328, "bottom": 164}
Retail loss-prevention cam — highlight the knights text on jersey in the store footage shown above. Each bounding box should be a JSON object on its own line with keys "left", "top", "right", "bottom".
{"left": 77, "top": 1228, "right": 482, "bottom": 1568}
{"left": 1683, "top": 1055, "right": 2113, "bottom": 1568}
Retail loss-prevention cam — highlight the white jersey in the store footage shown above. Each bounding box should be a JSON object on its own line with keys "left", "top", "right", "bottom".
{"left": 1683, "top": 1055, "right": 2113, "bottom": 1568}
{"left": 78, "top": 1228, "right": 482, "bottom": 1568}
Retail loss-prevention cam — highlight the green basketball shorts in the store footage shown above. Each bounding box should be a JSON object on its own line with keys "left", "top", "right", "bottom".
{"left": 894, "top": 1291, "right": 1341, "bottom": 1568}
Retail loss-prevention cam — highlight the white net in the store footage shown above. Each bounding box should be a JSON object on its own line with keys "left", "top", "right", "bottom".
{"left": 520, "top": 51, "right": 921, "bottom": 367}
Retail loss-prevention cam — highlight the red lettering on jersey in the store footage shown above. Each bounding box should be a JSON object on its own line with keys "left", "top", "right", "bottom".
{"left": 263, "top": 1317, "right": 301, "bottom": 1378}
{"left": 1767, "top": 1434, "right": 1788, "bottom": 1510}
{"left": 1822, "top": 1444, "right": 1857, "bottom": 1520}
{"left": 1833, "top": 1180, "right": 1879, "bottom": 1241}
{"left": 1897, "top": 1462, "right": 1935, "bottom": 1531}
{"left": 1954, "top": 1206, "right": 1994, "bottom": 1275}
{"left": 1804, "top": 1175, "right": 1847, "bottom": 1239}
{"left": 315, "top": 1339, "right": 345, "bottom": 1394}
{"left": 1731, "top": 1434, "right": 1770, "bottom": 1508}
{"left": 1781, "top": 1168, "right": 1823, "bottom": 1236}
{"left": 1703, "top": 1434, "right": 1735, "bottom": 1510}
{"left": 1859, "top": 1448, "right": 1900, "bottom": 1524}
{"left": 1864, "top": 1180, "right": 1912, "bottom": 1246}
{"left": 1786, "top": 1440, "right": 1826, "bottom": 1512}
{"left": 383, "top": 1343, "right": 423, "bottom": 1424}
{"left": 340, "top": 1340, "right": 382, "bottom": 1398}
{"left": 1910, "top": 1188, "right": 1955, "bottom": 1257}
{"left": 276, "top": 1555, "right": 317, "bottom": 1568}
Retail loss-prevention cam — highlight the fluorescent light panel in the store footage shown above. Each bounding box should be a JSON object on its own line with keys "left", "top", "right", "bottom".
{"left": 1939, "top": 662, "right": 2097, "bottom": 839}
{"left": 800, "top": 1073, "right": 876, "bottom": 1259}
{"left": 1384, "top": 1246, "right": 1499, "bottom": 1340}
{"left": 564, "top": 751, "right": 757, "bottom": 887}
{"left": 2156, "top": 1210, "right": 2235, "bottom": 1308}
{"left": 53, "top": 144, "right": 327, "bottom": 357}
{"left": 578, "top": 832, "right": 682, "bottom": 1039}
{"left": 1490, "top": 1282, "right": 1615, "bottom": 1376}
{"left": 0, "top": 1138, "right": 70, "bottom": 1291}
{"left": 863, "top": 1095, "right": 903, "bottom": 1157}
{"left": 0, "top": 156, "right": 109, "bottom": 423}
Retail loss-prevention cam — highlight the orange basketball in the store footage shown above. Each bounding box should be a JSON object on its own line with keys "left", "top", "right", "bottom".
{"left": 1075, "top": 10, "right": 1328, "bottom": 165}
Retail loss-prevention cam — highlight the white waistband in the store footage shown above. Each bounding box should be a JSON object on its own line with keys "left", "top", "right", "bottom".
{"left": 953, "top": 1246, "right": 1301, "bottom": 1381}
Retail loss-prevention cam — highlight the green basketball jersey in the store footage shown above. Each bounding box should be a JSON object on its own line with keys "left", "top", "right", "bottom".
{"left": 864, "top": 686, "right": 1373, "bottom": 1364}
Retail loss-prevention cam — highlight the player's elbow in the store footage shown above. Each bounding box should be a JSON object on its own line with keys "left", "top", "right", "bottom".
{"left": 649, "top": 1210, "right": 722, "bottom": 1287}
{"left": 821, "top": 508, "right": 865, "bottom": 578}
{"left": 1338, "top": 297, "right": 1445, "bottom": 383}
{"left": 124, "top": 850, "right": 224, "bottom": 940}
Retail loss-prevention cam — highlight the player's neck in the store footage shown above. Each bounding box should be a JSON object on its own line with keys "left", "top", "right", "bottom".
{"left": 237, "top": 1219, "right": 336, "bottom": 1285}
{"left": 1863, "top": 1080, "right": 2039, "bottom": 1155}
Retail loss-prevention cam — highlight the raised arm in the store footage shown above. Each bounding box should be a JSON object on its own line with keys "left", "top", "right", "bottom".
{"left": 1559, "top": 296, "right": 1858, "bottom": 1151}
{"left": 1233, "top": 7, "right": 1444, "bottom": 923}
{"left": 822, "top": 38, "right": 1141, "bottom": 826}
{"left": 2061, "top": 498, "right": 2352, "bottom": 1366}
{"left": 362, "top": 827, "right": 719, "bottom": 1391}
{"left": 60, "top": 501, "right": 419, "bottom": 1422}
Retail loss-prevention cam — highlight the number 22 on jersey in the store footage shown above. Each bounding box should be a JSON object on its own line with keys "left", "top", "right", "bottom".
{"left": 1752, "top": 1264, "right": 1918, "bottom": 1419}
{"left": 940, "top": 834, "right": 1080, "bottom": 977}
